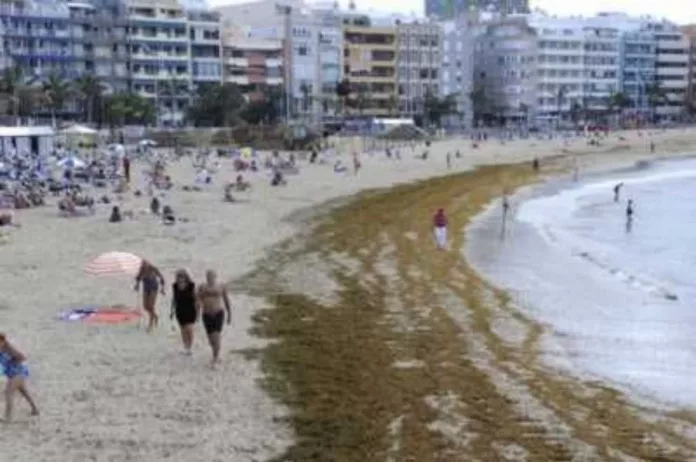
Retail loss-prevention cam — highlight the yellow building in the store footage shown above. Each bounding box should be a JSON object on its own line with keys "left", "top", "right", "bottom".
{"left": 342, "top": 15, "right": 398, "bottom": 116}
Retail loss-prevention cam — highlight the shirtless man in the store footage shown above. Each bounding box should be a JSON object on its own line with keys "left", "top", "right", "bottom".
{"left": 197, "top": 270, "right": 231, "bottom": 366}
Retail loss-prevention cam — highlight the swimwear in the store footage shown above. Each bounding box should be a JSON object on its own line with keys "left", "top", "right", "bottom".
{"left": 173, "top": 282, "right": 197, "bottom": 326}
{"left": 142, "top": 275, "right": 159, "bottom": 294}
{"left": 0, "top": 351, "right": 28, "bottom": 378}
{"left": 202, "top": 310, "right": 224, "bottom": 334}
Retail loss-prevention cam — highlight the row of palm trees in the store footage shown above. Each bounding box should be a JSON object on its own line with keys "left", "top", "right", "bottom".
{"left": 0, "top": 67, "right": 164, "bottom": 128}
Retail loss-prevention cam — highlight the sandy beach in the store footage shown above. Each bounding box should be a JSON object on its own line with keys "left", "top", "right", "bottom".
{"left": 2, "top": 128, "right": 696, "bottom": 461}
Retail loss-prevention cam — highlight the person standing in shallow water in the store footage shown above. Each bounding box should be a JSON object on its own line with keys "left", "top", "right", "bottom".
{"left": 625, "top": 199, "right": 634, "bottom": 233}
{"left": 433, "top": 208, "right": 448, "bottom": 250}
{"left": 613, "top": 182, "right": 624, "bottom": 202}
{"left": 197, "top": 270, "right": 231, "bottom": 367}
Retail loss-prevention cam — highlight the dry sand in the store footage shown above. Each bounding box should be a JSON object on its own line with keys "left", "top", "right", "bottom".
{"left": 1, "top": 128, "right": 695, "bottom": 461}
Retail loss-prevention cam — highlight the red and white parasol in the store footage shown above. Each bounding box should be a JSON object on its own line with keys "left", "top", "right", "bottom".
{"left": 84, "top": 252, "right": 143, "bottom": 276}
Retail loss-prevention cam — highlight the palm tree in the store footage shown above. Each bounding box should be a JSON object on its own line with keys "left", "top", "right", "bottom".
{"left": 42, "top": 72, "right": 72, "bottom": 128}
{"left": 75, "top": 74, "right": 104, "bottom": 125}
{"left": 0, "top": 67, "right": 39, "bottom": 121}
{"left": 335, "top": 78, "right": 351, "bottom": 116}
{"left": 158, "top": 78, "right": 188, "bottom": 126}
{"left": 187, "top": 83, "right": 245, "bottom": 127}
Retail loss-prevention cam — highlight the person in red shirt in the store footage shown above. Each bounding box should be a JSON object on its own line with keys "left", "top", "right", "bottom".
{"left": 433, "top": 208, "right": 447, "bottom": 249}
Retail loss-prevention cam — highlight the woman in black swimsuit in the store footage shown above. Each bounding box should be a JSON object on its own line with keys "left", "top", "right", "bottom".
{"left": 170, "top": 269, "right": 197, "bottom": 354}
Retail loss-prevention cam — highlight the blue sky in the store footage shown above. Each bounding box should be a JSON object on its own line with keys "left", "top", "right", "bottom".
{"left": 210, "top": 0, "right": 696, "bottom": 24}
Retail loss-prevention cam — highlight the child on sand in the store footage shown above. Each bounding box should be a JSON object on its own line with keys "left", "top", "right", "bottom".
{"left": 0, "top": 333, "right": 39, "bottom": 421}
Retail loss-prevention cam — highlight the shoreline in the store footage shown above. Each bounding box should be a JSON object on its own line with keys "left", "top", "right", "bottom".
{"left": 465, "top": 153, "right": 696, "bottom": 412}
{"left": 243, "top": 148, "right": 696, "bottom": 459}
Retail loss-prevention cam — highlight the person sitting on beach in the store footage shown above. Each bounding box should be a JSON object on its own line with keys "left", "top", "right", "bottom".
{"left": 0, "top": 333, "right": 39, "bottom": 421}
{"left": 333, "top": 160, "right": 347, "bottom": 173}
{"left": 0, "top": 210, "right": 14, "bottom": 227}
{"left": 234, "top": 175, "right": 250, "bottom": 192}
{"left": 150, "top": 197, "right": 160, "bottom": 215}
{"left": 271, "top": 169, "right": 286, "bottom": 187}
{"left": 162, "top": 205, "right": 175, "bottom": 225}
{"left": 58, "top": 193, "right": 77, "bottom": 215}
{"left": 224, "top": 183, "right": 236, "bottom": 202}
{"left": 109, "top": 205, "right": 122, "bottom": 223}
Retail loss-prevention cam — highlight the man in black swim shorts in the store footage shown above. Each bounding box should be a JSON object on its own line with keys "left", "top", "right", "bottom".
{"left": 197, "top": 269, "right": 231, "bottom": 367}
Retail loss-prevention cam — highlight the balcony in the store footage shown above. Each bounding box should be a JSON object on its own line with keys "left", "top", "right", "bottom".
{"left": 130, "top": 32, "right": 188, "bottom": 42}
{"left": 131, "top": 52, "right": 189, "bottom": 61}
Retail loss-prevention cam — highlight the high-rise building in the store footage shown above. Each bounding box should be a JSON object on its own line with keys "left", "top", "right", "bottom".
{"left": 342, "top": 11, "right": 398, "bottom": 116}
{"left": 396, "top": 19, "right": 442, "bottom": 119}
{"left": 471, "top": 12, "right": 688, "bottom": 124}
{"left": 425, "top": 0, "right": 528, "bottom": 20}
{"left": 221, "top": 25, "right": 284, "bottom": 101}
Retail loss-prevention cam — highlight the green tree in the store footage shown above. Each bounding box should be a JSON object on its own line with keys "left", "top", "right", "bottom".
{"left": 75, "top": 74, "right": 104, "bottom": 124}
{"left": 355, "top": 83, "right": 369, "bottom": 115}
{"left": 240, "top": 86, "right": 283, "bottom": 125}
{"left": 158, "top": 78, "right": 188, "bottom": 126}
{"left": 0, "top": 67, "right": 39, "bottom": 119}
{"left": 424, "top": 91, "right": 457, "bottom": 128}
{"left": 187, "top": 83, "right": 245, "bottom": 127}
{"left": 468, "top": 83, "right": 488, "bottom": 126}
{"left": 335, "top": 78, "right": 351, "bottom": 115}
{"left": 42, "top": 72, "right": 72, "bottom": 128}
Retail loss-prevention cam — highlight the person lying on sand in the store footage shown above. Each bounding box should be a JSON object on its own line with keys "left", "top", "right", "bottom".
{"left": 0, "top": 333, "right": 39, "bottom": 422}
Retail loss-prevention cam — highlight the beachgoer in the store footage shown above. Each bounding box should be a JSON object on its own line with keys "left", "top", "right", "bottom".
{"left": 532, "top": 157, "right": 539, "bottom": 172}
{"left": 613, "top": 182, "right": 624, "bottom": 202}
{"left": 0, "top": 333, "right": 39, "bottom": 422}
{"left": 197, "top": 270, "right": 231, "bottom": 367}
{"left": 123, "top": 156, "right": 131, "bottom": 183}
{"left": 170, "top": 269, "right": 197, "bottom": 354}
{"left": 109, "top": 205, "right": 122, "bottom": 223}
{"left": 162, "top": 205, "right": 175, "bottom": 224}
{"left": 134, "top": 260, "right": 165, "bottom": 332}
{"left": 446, "top": 152, "right": 452, "bottom": 169}
{"left": 433, "top": 208, "right": 448, "bottom": 250}
{"left": 626, "top": 199, "right": 634, "bottom": 233}
{"left": 352, "top": 152, "right": 361, "bottom": 175}
{"left": 150, "top": 197, "right": 160, "bottom": 215}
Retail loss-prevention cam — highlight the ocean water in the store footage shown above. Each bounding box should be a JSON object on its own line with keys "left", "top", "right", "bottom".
{"left": 467, "top": 158, "right": 696, "bottom": 408}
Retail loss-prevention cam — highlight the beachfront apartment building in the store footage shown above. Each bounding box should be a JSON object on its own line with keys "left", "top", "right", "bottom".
{"left": 439, "top": 13, "right": 476, "bottom": 129}
{"left": 221, "top": 26, "right": 284, "bottom": 102}
{"left": 471, "top": 12, "right": 690, "bottom": 125}
{"left": 216, "top": 0, "right": 343, "bottom": 123}
{"left": 473, "top": 15, "right": 538, "bottom": 123}
{"left": 395, "top": 19, "right": 443, "bottom": 120}
{"left": 681, "top": 25, "right": 696, "bottom": 113}
{"left": 342, "top": 11, "right": 398, "bottom": 116}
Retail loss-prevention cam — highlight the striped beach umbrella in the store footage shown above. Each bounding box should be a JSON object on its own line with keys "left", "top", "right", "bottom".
{"left": 84, "top": 252, "right": 142, "bottom": 276}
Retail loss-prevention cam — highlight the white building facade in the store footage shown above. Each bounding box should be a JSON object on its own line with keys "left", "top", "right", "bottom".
{"left": 396, "top": 20, "right": 442, "bottom": 119}
{"left": 439, "top": 14, "right": 476, "bottom": 129}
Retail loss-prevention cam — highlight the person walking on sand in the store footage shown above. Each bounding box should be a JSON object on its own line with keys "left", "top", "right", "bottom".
{"left": 134, "top": 260, "right": 166, "bottom": 332}
{"left": 197, "top": 270, "right": 231, "bottom": 367}
{"left": 352, "top": 152, "right": 361, "bottom": 175}
{"left": 0, "top": 333, "right": 39, "bottom": 422}
{"left": 433, "top": 208, "right": 448, "bottom": 250}
{"left": 171, "top": 269, "right": 197, "bottom": 355}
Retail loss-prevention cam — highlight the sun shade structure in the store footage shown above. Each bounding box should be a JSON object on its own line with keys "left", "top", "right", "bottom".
{"left": 84, "top": 252, "right": 143, "bottom": 276}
